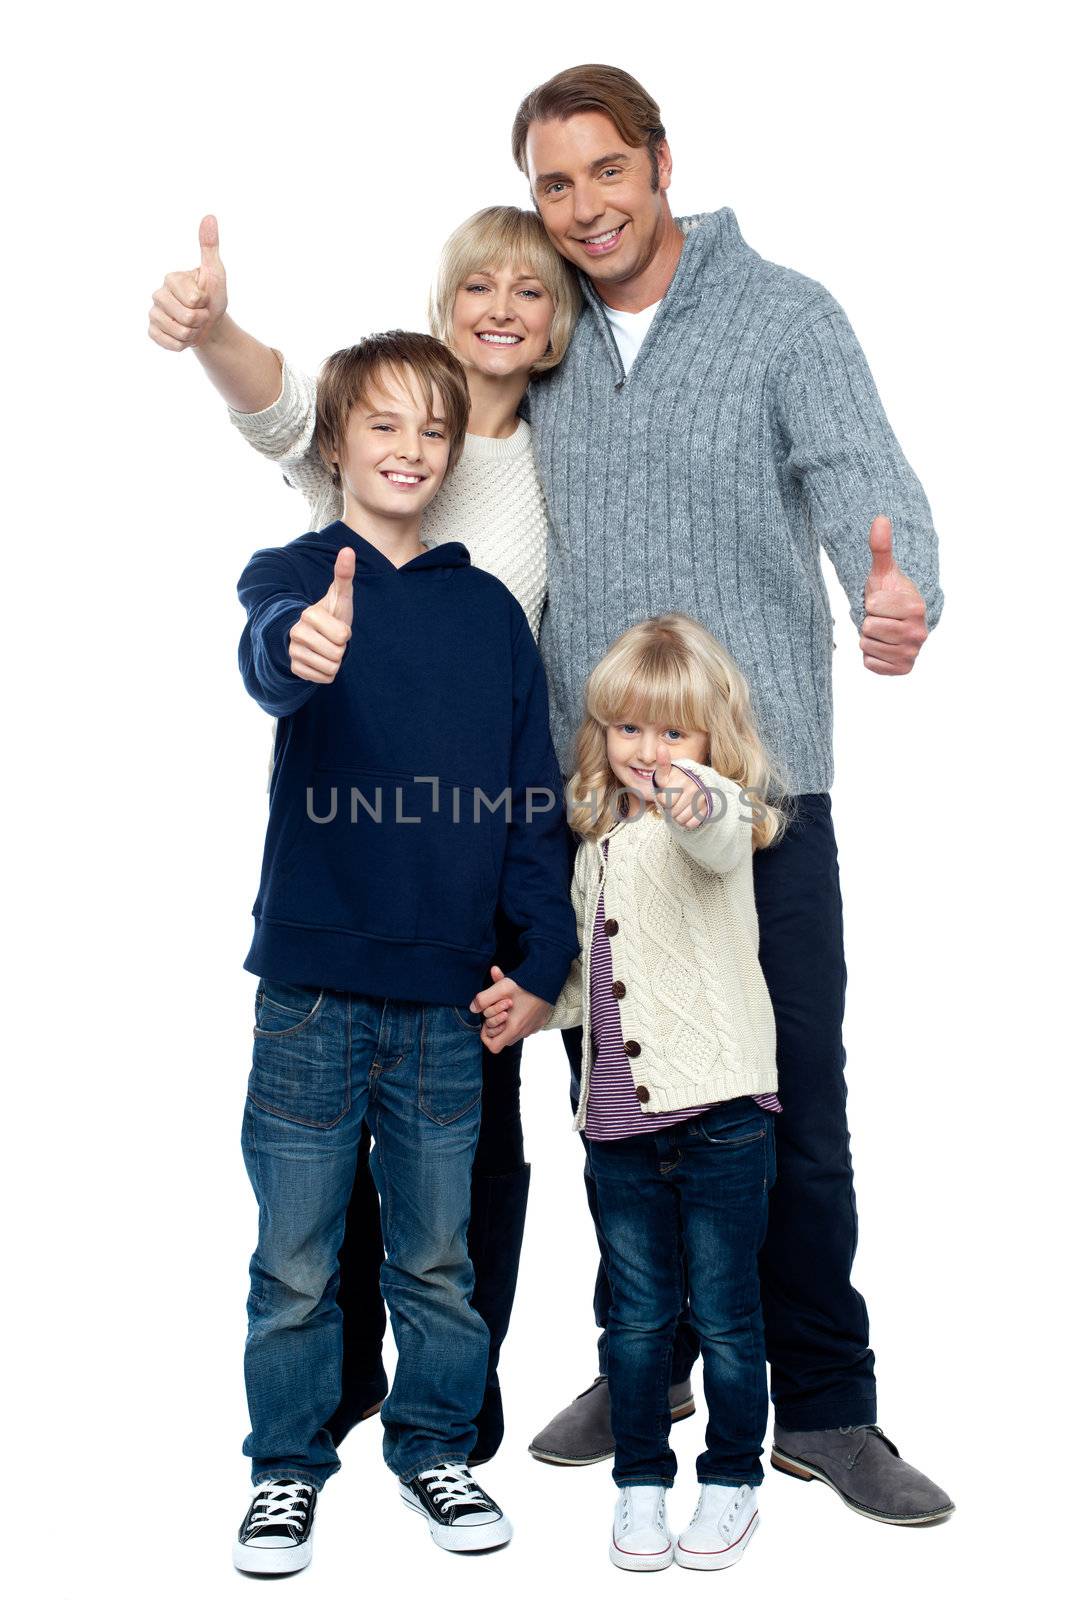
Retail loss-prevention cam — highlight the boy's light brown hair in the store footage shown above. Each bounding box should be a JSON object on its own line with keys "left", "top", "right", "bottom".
{"left": 314, "top": 330, "right": 471, "bottom": 485}
{"left": 511, "top": 64, "right": 667, "bottom": 190}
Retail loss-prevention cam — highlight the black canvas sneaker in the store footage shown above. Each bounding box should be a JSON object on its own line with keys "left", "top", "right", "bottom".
{"left": 399, "top": 1462, "right": 513, "bottom": 1552}
{"left": 233, "top": 1477, "right": 318, "bottom": 1574}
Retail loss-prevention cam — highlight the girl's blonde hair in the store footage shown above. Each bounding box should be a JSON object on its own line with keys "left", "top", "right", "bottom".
{"left": 567, "top": 614, "right": 791, "bottom": 849}
{"left": 428, "top": 206, "right": 582, "bottom": 376}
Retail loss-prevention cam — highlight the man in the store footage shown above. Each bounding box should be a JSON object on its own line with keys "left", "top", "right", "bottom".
{"left": 507, "top": 63, "right": 952, "bottom": 1525}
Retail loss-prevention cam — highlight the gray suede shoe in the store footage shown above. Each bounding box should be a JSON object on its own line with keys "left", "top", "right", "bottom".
{"left": 528, "top": 1375, "right": 696, "bottom": 1466}
{"left": 772, "top": 1424, "right": 955, "bottom": 1525}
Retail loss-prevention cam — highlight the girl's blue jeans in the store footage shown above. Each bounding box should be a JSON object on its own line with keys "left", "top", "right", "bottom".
{"left": 240, "top": 980, "right": 488, "bottom": 1489}
{"left": 587, "top": 1098, "right": 776, "bottom": 1487}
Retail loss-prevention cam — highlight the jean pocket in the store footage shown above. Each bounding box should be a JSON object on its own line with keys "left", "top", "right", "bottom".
{"left": 249, "top": 986, "right": 350, "bottom": 1129}
{"left": 693, "top": 1105, "right": 768, "bottom": 1150}
{"left": 418, "top": 1005, "right": 484, "bottom": 1126}
{"left": 253, "top": 979, "right": 326, "bottom": 1037}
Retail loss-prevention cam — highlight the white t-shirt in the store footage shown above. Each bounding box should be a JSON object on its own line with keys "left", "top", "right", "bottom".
{"left": 601, "top": 298, "right": 663, "bottom": 375}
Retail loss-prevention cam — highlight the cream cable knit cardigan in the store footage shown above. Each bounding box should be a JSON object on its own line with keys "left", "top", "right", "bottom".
{"left": 545, "top": 758, "right": 779, "bottom": 1130}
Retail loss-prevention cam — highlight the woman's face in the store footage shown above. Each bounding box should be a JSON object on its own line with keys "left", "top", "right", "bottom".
{"left": 450, "top": 261, "right": 555, "bottom": 379}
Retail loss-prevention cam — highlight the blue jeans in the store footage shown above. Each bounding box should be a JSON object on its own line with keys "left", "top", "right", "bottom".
{"left": 566, "top": 792, "right": 876, "bottom": 1431}
{"left": 240, "top": 980, "right": 489, "bottom": 1488}
{"left": 587, "top": 1100, "right": 775, "bottom": 1487}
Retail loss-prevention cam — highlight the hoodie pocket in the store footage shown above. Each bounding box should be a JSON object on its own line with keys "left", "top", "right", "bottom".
{"left": 278, "top": 767, "right": 499, "bottom": 951}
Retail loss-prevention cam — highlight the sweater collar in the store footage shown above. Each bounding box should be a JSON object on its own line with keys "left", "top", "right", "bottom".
{"left": 578, "top": 207, "right": 754, "bottom": 377}
{"left": 320, "top": 519, "right": 471, "bottom": 575}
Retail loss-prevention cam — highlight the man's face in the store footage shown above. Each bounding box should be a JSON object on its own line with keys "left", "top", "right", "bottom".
{"left": 331, "top": 364, "right": 453, "bottom": 523}
{"left": 525, "top": 111, "right": 672, "bottom": 288}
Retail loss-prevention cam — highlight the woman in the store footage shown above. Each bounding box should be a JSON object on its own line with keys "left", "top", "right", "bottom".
{"left": 148, "top": 208, "right": 581, "bottom": 1463}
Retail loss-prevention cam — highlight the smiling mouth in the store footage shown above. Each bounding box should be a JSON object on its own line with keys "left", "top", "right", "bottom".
{"left": 630, "top": 765, "right": 655, "bottom": 781}
{"left": 381, "top": 471, "right": 426, "bottom": 486}
{"left": 578, "top": 223, "right": 627, "bottom": 253}
{"left": 475, "top": 332, "right": 522, "bottom": 345}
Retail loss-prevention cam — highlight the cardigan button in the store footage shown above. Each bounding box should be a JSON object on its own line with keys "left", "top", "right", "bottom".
{"left": 635, "top": 1085, "right": 650, "bottom": 1103}
{"left": 624, "top": 1039, "right": 641, "bottom": 1057}
{"left": 604, "top": 918, "right": 619, "bottom": 936}
{"left": 611, "top": 980, "right": 626, "bottom": 999}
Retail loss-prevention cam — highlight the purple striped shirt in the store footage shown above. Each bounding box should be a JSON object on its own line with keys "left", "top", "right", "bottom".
{"left": 585, "top": 773, "right": 781, "bottom": 1143}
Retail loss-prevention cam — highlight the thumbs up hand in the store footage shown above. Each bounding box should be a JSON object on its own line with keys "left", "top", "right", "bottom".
{"left": 288, "top": 549, "right": 355, "bottom": 684}
{"left": 650, "top": 740, "right": 710, "bottom": 829}
{"left": 148, "top": 213, "right": 229, "bottom": 351}
{"left": 860, "top": 515, "right": 929, "bottom": 675}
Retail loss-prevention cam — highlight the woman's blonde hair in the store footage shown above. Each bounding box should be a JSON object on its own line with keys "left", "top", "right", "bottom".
{"left": 567, "top": 614, "right": 792, "bottom": 849}
{"left": 429, "top": 206, "right": 582, "bottom": 376}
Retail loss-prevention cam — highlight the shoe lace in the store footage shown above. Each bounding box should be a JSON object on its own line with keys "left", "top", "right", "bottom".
{"left": 248, "top": 1479, "right": 312, "bottom": 1534}
{"left": 417, "top": 1464, "right": 492, "bottom": 1514}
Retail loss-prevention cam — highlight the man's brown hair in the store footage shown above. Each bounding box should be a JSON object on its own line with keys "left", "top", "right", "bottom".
{"left": 314, "top": 330, "right": 471, "bottom": 485}
{"left": 512, "top": 64, "right": 667, "bottom": 190}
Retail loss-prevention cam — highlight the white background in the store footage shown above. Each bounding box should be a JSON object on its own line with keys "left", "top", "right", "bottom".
{"left": 5, "top": 2, "right": 1061, "bottom": 1596}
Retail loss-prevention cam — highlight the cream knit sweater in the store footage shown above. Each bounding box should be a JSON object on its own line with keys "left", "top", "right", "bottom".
{"left": 545, "top": 758, "right": 779, "bottom": 1130}
{"left": 227, "top": 358, "right": 549, "bottom": 639}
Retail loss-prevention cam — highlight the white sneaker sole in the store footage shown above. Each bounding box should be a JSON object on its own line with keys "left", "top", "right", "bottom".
{"left": 609, "top": 1536, "right": 674, "bottom": 1572}
{"left": 232, "top": 1531, "right": 313, "bottom": 1574}
{"left": 399, "top": 1484, "right": 513, "bottom": 1552}
{"left": 674, "top": 1507, "right": 759, "bottom": 1570}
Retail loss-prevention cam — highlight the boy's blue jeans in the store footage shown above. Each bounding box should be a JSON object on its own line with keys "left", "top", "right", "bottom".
{"left": 587, "top": 1099, "right": 775, "bottom": 1488}
{"left": 240, "top": 980, "right": 489, "bottom": 1489}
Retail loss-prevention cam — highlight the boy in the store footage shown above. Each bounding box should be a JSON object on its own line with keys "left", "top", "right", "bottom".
{"left": 232, "top": 330, "right": 578, "bottom": 1572}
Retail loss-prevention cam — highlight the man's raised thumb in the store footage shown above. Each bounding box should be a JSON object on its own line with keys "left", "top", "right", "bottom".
{"left": 867, "top": 514, "right": 896, "bottom": 585}
{"left": 199, "top": 213, "right": 221, "bottom": 268}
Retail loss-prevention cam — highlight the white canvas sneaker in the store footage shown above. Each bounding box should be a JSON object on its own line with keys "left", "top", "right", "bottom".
{"left": 673, "top": 1483, "right": 760, "bottom": 1570}
{"left": 609, "top": 1486, "right": 674, "bottom": 1571}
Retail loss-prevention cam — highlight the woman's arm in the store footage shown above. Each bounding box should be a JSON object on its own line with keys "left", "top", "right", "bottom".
{"left": 148, "top": 215, "right": 340, "bottom": 527}
{"left": 148, "top": 215, "right": 283, "bottom": 410}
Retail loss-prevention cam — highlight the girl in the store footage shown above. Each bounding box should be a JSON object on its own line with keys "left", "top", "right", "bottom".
{"left": 478, "top": 613, "right": 790, "bottom": 1572}
{"left": 147, "top": 207, "right": 581, "bottom": 1465}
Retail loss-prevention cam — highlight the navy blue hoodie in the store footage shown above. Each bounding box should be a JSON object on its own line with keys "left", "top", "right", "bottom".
{"left": 237, "top": 520, "right": 578, "bottom": 1007}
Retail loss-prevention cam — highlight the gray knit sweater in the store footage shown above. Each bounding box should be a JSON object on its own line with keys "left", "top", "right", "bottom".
{"left": 526, "top": 208, "right": 944, "bottom": 794}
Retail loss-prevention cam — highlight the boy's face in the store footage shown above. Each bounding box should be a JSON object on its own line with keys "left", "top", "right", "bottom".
{"left": 525, "top": 111, "right": 673, "bottom": 290}
{"left": 331, "top": 364, "right": 453, "bottom": 524}
{"left": 606, "top": 717, "right": 709, "bottom": 804}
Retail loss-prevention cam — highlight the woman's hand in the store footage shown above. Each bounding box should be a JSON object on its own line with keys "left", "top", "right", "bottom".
{"left": 148, "top": 214, "right": 229, "bottom": 352}
{"left": 470, "top": 965, "right": 551, "bottom": 1052}
{"left": 651, "top": 740, "right": 710, "bottom": 829}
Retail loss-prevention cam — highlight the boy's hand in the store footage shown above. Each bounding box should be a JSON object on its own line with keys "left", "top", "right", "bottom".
{"left": 651, "top": 741, "right": 709, "bottom": 829}
{"left": 470, "top": 964, "right": 552, "bottom": 1053}
{"left": 148, "top": 214, "right": 229, "bottom": 351}
{"left": 288, "top": 549, "right": 355, "bottom": 684}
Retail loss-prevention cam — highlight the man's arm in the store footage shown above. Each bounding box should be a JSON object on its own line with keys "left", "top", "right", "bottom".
{"left": 777, "top": 297, "right": 944, "bottom": 656}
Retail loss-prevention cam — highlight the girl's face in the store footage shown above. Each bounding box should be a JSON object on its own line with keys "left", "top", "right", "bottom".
{"left": 606, "top": 716, "right": 710, "bottom": 804}
{"left": 450, "top": 260, "right": 555, "bottom": 379}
